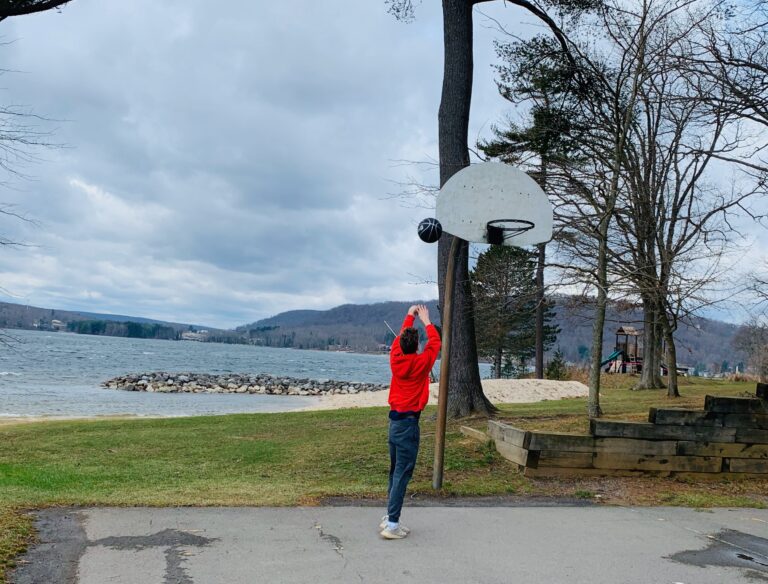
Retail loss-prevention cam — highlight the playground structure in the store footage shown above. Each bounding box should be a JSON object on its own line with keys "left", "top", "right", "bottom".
{"left": 602, "top": 326, "right": 644, "bottom": 374}
{"left": 601, "top": 325, "right": 690, "bottom": 376}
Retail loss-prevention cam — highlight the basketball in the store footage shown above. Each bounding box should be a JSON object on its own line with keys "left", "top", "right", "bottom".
{"left": 418, "top": 217, "right": 442, "bottom": 243}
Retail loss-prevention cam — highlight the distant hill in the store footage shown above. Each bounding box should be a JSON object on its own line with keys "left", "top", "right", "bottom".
{"left": 2, "top": 297, "right": 744, "bottom": 370}
{"left": 0, "top": 301, "right": 205, "bottom": 332}
{"left": 0, "top": 301, "right": 244, "bottom": 342}
{"left": 239, "top": 298, "right": 745, "bottom": 370}
{"left": 238, "top": 301, "right": 439, "bottom": 352}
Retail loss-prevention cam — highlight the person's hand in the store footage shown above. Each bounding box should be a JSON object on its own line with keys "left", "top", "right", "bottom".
{"left": 417, "top": 304, "right": 430, "bottom": 325}
{"left": 407, "top": 305, "right": 418, "bottom": 316}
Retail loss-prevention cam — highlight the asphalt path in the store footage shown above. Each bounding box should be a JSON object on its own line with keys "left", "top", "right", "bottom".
{"left": 10, "top": 505, "right": 768, "bottom": 584}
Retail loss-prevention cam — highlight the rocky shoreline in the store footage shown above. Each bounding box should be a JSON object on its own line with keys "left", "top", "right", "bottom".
{"left": 102, "top": 372, "right": 388, "bottom": 396}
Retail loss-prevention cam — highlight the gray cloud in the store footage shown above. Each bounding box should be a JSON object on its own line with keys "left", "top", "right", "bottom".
{"left": 1, "top": 1, "right": 762, "bottom": 328}
{"left": 0, "top": 0, "right": 481, "bottom": 327}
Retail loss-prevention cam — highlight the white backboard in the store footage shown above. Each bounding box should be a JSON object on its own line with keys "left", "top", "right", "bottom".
{"left": 436, "top": 163, "right": 553, "bottom": 246}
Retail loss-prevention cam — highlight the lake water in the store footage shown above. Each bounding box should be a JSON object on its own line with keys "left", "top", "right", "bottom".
{"left": 0, "top": 330, "right": 491, "bottom": 418}
{"left": 0, "top": 329, "right": 398, "bottom": 418}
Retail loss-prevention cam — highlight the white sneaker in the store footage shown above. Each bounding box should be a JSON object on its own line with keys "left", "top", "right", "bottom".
{"left": 379, "top": 515, "right": 410, "bottom": 534}
{"left": 380, "top": 525, "right": 409, "bottom": 540}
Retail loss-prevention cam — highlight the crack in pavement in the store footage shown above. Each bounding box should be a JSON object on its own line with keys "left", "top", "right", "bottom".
{"left": 90, "top": 529, "right": 218, "bottom": 584}
{"left": 9, "top": 511, "right": 218, "bottom": 584}
{"left": 313, "top": 522, "right": 344, "bottom": 555}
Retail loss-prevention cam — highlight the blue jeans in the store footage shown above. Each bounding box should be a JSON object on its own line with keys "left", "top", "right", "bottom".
{"left": 387, "top": 416, "right": 420, "bottom": 523}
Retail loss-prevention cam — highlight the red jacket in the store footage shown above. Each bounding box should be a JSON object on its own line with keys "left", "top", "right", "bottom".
{"left": 389, "top": 314, "right": 441, "bottom": 413}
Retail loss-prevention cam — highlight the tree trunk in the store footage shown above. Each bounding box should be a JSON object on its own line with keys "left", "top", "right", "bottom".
{"left": 534, "top": 243, "right": 546, "bottom": 379}
{"left": 587, "top": 233, "right": 608, "bottom": 418}
{"left": 661, "top": 316, "right": 680, "bottom": 398}
{"left": 494, "top": 347, "right": 502, "bottom": 378}
{"left": 635, "top": 296, "right": 665, "bottom": 389}
{"left": 438, "top": 0, "right": 495, "bottom": 418}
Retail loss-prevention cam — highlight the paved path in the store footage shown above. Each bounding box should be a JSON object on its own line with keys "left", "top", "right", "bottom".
{"left": 11, "top": 505, "right": 768, "bottom": 584}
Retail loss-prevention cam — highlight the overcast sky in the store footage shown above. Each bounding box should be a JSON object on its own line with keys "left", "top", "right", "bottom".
{"left": 0, "top": 1, "right": 764, "bottom": 328}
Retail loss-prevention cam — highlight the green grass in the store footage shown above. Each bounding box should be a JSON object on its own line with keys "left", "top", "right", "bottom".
{"left": 0, "top": 408, "right": 524, "bottom": 507}
{"left": 1, "top": 377, "right": 767, "bottom": 582}
{"left": 0, "top": 508, "right": 33, "bottom": 581}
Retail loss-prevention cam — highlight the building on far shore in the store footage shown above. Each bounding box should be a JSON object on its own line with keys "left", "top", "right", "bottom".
{"left": 181, "top": 331, "right": 208, "bottom": 341}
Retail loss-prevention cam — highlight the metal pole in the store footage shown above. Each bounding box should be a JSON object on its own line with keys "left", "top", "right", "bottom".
{"left": 433, "top": 236, "right": 461, "bottom": 490}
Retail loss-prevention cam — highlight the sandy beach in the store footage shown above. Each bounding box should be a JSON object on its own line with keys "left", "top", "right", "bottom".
{"left": 296, "top": 378, "right": 588, "bottom": 411}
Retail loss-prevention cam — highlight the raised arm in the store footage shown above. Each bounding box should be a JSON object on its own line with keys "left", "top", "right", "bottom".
{"left": 392, "top": 306, "right": 418, "bottom": 357}
{"left": 416, "top": 304, "right": 441, "bottom": 368}
{"left": 401, "top": 305, "right": 418, "bottom": 331}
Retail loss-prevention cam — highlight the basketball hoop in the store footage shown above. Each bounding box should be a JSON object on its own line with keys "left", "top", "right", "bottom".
{"left": 486, "top": 219, "right": 535, "bottom": 245}
{"left": 430, "top": 163, "right": 553, "bottom": 491}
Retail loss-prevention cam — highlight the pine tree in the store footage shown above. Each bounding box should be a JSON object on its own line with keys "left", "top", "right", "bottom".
{"left": 546, "top": 348, "right": 568, "bottom": 380}
{"left": 471, "top": 246, "right": 558, "bottom": 378}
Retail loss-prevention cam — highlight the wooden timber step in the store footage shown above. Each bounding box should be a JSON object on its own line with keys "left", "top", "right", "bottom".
{"left": 459, "top": 426, "right": 488, "bottom": 443}
{"left": 488, "top": 420, "right": 530, "bottom": 448}
{"left": 524, "top": 467, "right": 768, "bottom": 480}
{"left": 722, "top": 413, "right": 768, "bottom": 429}
{"left": 648, "top": 409, "right": 768, "bottom": 429}
{"left": 488, "top": 388, "right": 768, "bottom": 478}
{"left": 527, "top": 433, "right": 678, "bottom": 455}
{"left": 676, "top": 441, "right": 768, "bottom": 458}
{"left": 595, "top": 438, "right": 677, "bottom": 455}
{"left": 648, "top": 408, "right": 724, "bottom": 426}
{"left": 590, "top": 420, "right": 737, "bottom": 442}
{"left": 592, "top": 452, "right": 722, "bottom": 472}
{"left": 523, "top": 467, "right": 654, "bottom": 478}
{"left": 727, "top": 458, "right": 768, "bottom": 473}
{"left": 736, "top": 429, "right": 768, "bottom": 444}
{"left": 526, "top": 450, "right": 594, "bottom": 469}
{"left": 494, "top": 440, "right": 529, "bottom": 467}
{"left": 527, "top": 432, "right": 594, "bottom": 452}
{"left": 527, "top": 451, "right": 722, "bottom": 472}
{"left": 704, "top": 395, "right": 768, "bottom": 414}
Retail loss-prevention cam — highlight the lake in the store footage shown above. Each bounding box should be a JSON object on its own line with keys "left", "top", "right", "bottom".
{"left": 0, "top": 329, "right": 491, "bottom": 418}
{"left": 0, "top": 329, "right": 398, "bottom": 418}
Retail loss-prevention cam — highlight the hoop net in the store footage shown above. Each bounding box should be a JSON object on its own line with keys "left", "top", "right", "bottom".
{"left": 486, "top": 219, "right": 535, "bottom": 245}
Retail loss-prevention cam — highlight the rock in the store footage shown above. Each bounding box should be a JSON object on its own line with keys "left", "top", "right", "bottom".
{"left": 103, "top": 371, "right": 390, "bottom": 398}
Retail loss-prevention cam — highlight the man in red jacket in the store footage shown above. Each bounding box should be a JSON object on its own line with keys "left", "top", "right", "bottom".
{"left": 380, "top": 303, "right": 441, "bottom": 539}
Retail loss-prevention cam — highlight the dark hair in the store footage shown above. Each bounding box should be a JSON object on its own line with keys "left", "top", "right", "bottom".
{"left": 399, "top": 327, "right": 419, "bottom": 354}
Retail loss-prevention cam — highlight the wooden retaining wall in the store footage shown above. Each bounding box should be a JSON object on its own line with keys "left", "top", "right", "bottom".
{"left": 478, "top": 383, "right": 768, "bottom": 479}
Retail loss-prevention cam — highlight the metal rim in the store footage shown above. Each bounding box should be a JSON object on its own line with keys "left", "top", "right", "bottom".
{"left": 486, "top": 219, "right": 535, "bottom": 243}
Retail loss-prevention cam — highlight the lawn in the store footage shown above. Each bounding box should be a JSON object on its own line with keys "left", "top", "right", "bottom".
{"left": 1, "top": 376, "right": 767, "bottom": 582}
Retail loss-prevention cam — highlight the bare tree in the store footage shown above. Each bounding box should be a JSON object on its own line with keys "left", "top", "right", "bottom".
{"left": 750, "top": 263, "right": 768, "bottom": 307}
{"left": 485, "top": 3, "right": 650, "bottom": 417}
{"left": 605, "top": 0, "right": 768, "bottom": 397}
{"left": 733, "top": 318, "right": 768, "bottom": 382}
{"left": 486, "top": 0, "right": 767, "bottom": 408}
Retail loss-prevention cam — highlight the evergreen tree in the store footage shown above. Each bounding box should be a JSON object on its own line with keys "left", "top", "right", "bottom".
{"left": 546, "top": 348, "right": 568, "bottom": 380}
{"left": 471, "top": 246, "right": 558, "bottom": 378}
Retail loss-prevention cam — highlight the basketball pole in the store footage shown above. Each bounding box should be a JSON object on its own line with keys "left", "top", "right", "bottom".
{"left": 433, "top": 235, "right": 461, "bottom": 490}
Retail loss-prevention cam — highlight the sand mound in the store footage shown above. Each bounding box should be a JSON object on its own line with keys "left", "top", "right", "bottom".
{"left": 297, "top": 378, "right": 588, "bottom": 411}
